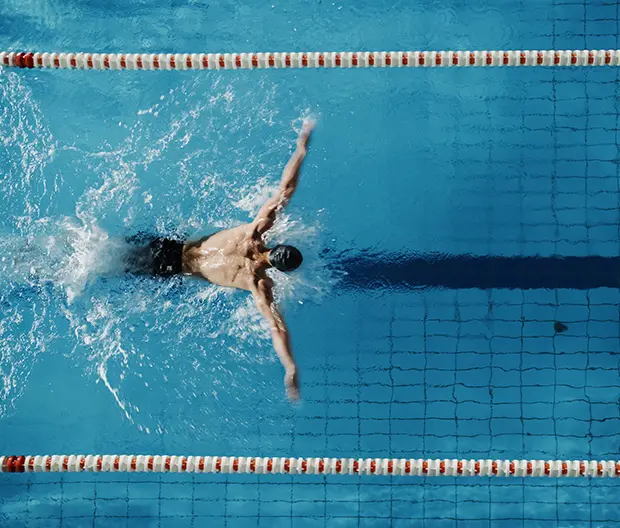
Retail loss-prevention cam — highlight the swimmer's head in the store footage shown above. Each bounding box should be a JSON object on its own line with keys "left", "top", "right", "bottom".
{"left": 269, "top": 245, "right": 303, "bottom": 272}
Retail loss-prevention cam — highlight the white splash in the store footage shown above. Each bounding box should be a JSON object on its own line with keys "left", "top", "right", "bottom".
{"left": 1, "top": 217, "right": 127, "bottom": 304}
{"left": 1, "top": 69, "right": 324, "bottom": 436}
{"left": 0, "top": 69, "right": 58, "bottom": 417}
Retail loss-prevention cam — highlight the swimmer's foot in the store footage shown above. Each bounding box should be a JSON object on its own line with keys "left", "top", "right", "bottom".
{"left": 285, "top": 369, "right": 300, "bottom": 401}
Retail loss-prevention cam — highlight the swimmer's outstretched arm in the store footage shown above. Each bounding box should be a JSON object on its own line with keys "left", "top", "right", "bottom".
{"left": 252, "top": 121, "right": 314, "bottom": 237}
{"left": 250, "top": 277, "right": 300, "bottom": 401}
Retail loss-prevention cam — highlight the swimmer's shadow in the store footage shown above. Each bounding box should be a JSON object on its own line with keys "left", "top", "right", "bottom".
{"left": 332, "top": 252, "right": 620, "bottom": 290}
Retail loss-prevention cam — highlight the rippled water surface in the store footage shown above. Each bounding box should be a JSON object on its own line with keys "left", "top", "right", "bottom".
{"left": 1, "top": 0, "right": 619, "bottom": 525}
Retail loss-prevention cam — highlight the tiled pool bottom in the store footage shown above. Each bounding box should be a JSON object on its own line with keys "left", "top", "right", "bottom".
{"left": 1, "top": 287, "right": 618, "bottom": 526}
{"left": 1, "top": 472, "right": 618, "bottom": 526}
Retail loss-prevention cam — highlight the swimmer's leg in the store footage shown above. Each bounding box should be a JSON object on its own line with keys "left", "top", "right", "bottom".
{"left": 125, "top": 231, "right": 157, "bottom": 246}
{"left": 123, "top": 245, "right": 152, "bottom": 275}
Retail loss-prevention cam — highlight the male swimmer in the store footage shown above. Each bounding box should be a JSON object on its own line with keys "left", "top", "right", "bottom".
{"left": 126, "top": 121, "right": 313, "bottom": 400}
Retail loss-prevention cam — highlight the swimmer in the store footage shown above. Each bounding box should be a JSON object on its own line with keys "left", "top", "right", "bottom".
{"left": 127, "top": 120, "right": 313, "bottom": 400}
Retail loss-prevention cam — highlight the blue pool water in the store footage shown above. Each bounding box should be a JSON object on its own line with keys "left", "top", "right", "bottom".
{"left": 1, "top": 0, "right": 619, "bottom": 526}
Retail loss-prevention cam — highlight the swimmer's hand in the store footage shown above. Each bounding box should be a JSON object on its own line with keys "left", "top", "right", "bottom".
{"left": 285, "top": 368, "right": 300, "bottom": 401}
{"left": 297, "top": 119, "right": 314, "bottom": 151}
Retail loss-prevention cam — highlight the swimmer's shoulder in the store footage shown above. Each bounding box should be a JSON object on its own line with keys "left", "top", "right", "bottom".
{"left": 184, "top": 234, "right": 217, "bottom": 251}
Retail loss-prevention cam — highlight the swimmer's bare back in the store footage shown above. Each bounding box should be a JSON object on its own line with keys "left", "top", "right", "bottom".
{"left": 180, "top": 120, "right": 314, "bottom": 400}
{"left": 182, "top": 225, "right": 269, "bottom": 290}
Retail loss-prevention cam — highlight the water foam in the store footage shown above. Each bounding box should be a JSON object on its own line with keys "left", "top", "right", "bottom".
{"left": 0, "top": 69, "right": 58, "bottom": 417}
{"left": 1, "top": 217, "right": 128, "bottom": 303}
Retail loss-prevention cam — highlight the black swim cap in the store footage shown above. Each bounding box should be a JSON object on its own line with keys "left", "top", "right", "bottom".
{"left": 269, "top": 245, "right": 303, "bottom": 272}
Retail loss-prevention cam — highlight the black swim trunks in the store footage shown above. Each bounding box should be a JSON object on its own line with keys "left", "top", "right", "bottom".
{"left": 125, "top": 237, "right": 184, "bottom": 277}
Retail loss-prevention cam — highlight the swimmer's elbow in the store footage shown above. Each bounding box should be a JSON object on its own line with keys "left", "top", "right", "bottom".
{"left": 270, "top": 328, "right": 292, "bottom": 360}
{"left": 269, "top": 321, "right": 289, "bottom": 345}
{"left": 270, "top": 324, "right": 287, "bottom": 338}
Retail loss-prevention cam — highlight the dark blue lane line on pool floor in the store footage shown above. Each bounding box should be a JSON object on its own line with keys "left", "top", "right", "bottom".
{"left": 333, "top": 252, "right": 620, "bottom": 290}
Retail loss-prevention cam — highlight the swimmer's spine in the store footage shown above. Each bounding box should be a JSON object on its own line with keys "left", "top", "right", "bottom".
{"left": 1, "top": 50, "right": 620, "bottom": 70}
{"left": 1, "top": 455, "right": 619, "bottom": 477}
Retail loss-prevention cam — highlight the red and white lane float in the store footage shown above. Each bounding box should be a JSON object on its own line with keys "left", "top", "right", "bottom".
{"left": 1, "top": 50, "right": 619, "bottom": 71}
{"left": 2, "top": 455, "right": 619, "bottom": 477}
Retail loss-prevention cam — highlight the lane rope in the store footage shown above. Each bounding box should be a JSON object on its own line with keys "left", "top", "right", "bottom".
{"left": 1, "top": 50, "right": 619, "bottom": 71}
{"left": 1, "top": 455, "right": 619, "bottom": 477}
